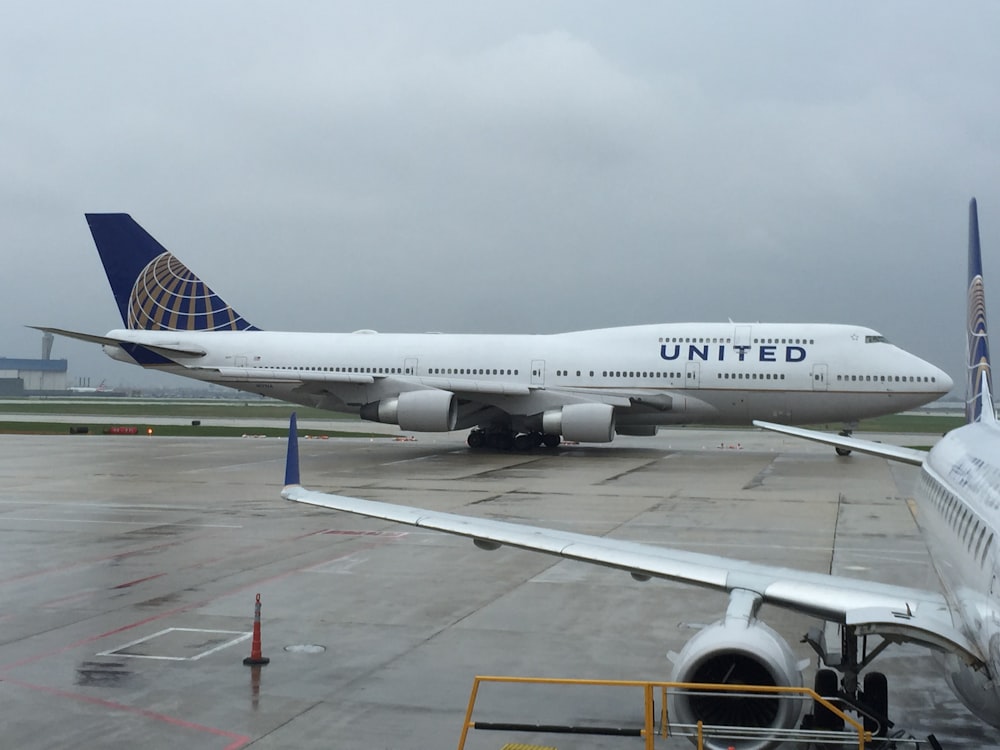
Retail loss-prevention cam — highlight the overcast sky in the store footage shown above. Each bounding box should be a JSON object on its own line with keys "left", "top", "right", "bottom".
{"left": 2, "top": 2, "right": 998, "bottom": 392}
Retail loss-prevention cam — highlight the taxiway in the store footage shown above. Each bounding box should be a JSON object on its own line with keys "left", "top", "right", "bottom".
{"left": 0, "top": 427, "right": 991, "bottom": 748}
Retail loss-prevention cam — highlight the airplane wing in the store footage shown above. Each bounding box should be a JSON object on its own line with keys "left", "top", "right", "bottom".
{"left": 752, "top": 420, "right": 927, "bottom": 466}
{"left": 280, "top": 415, "right": 981, "bottom": 666}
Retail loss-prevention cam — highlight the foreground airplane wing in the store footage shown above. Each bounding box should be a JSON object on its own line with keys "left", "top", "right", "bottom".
{"left": 280, "top": 415, "right": 980, "bottom": 665}
{"left": 751, "top": 420, "right": 927, "bottom": 466}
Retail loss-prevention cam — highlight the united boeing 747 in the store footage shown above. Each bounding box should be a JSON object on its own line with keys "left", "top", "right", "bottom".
{"left": 38, "top": 214, "right": 950, "bottom": 449}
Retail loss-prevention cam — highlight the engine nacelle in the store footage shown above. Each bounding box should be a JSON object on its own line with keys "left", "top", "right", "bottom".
{"left": 541, "top": 403, "right": 615, "bottom": 443}
{"left": 941, "top": 652, "right": 1000, "bottom": 728}
{"left": 359, "top": 390, "right": 457, "bottom": 432}
{"left": 669, "top": 618, "right": 803, "bottom": 750}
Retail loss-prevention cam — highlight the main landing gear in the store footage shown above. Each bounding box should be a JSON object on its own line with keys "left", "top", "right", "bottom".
{"left": 836, "top": 427, "right": 854, "bottom": 457}
{"left": 802, "top": 624, "right": 896, "bottom": 744}
{"left": 467, "top": 429, "right": 561, "bottom": 451}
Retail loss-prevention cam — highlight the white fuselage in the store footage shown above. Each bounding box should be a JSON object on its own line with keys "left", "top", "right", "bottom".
{"left": 104, "top": 321, "right": 951, "bottom": 429}
{"left": 917, "top": 420, "right": 1000, "bottom": 720}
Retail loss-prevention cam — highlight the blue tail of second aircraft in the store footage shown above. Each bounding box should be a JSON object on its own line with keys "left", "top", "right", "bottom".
{"left": 85, "top": 214, "right": 257, "bottom": 332}
{"left": 966, "top": 198, "right": 995, "bottom": 424}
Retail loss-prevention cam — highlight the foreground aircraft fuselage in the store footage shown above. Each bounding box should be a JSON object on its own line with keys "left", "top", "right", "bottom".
{"left": 40, "top": 214, "right": 951, "bottom": 448}
{"left": 916, "top": 418, "right": 1000, "bottom": 721}
{"left": 755, "top": 409, "right": 1000, "bottom": 730}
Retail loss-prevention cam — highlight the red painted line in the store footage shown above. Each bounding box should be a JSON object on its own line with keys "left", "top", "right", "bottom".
{"left": 40, "top": 589, "right": 99, "bottom": 609}
{"left": 0, "top": 539, "right": 186, "bottom": 586}
{"left": 0, "top": 535, "right": 402, "bottom": 673}
{"left": 291, "top": 528, "right": 333, "bottom": 540}
{"left": 0, "top": 530, "right": 404, "bottom": 747}
{"left": 0, "top": 676, "right": 250, "bottom": 749}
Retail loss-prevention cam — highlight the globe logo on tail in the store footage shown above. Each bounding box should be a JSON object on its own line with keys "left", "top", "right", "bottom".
{"left": 127, "top": 252, "right": 255, "bottom": 331}
{"left": 967, "top": 274, "right": 993, "bottom": 423}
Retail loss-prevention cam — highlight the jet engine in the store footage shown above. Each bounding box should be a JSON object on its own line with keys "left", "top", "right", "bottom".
{"left": 669, "top": 614, "right": 803, "bottom": 750}
{"left": 541, "top": 403, "right": 615, "bottom": 443}
{"left": 359, "top": 389, "right": 457, "bottom": 431}
{"left": 941, "top": 652, "right": 1000, "bottom": 728}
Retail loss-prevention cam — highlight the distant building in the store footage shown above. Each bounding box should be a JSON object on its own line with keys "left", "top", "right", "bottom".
{"left": 0, "top": 357, "right": 68, "bottom": 396}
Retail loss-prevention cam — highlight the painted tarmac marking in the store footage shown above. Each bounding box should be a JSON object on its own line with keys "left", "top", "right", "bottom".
{"left": 305, "top": 555, "right": 370, "bottom": 574}
{"left": 380, "top": 454, "right": 438, "bottom": 466}
{"left": 99, "top": 627, "right": 251, "bottom": 661}
{"left": 0, "top": 539, "right": 184, "bottom": 586}
{"left": 0, "top": 535, "right": 403, "bottom": 672}
{"left": 41, "top": 589, "right": 101, "bottom": 608}
{"left": 0, "top": 675, "right": 250, "bottom": 750}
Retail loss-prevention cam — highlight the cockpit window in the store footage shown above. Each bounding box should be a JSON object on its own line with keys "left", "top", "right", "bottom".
{"left": 865, "top": 335, "right": 890, "bottom": 344}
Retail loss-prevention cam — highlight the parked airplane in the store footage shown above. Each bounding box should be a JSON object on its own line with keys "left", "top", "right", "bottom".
{"left": 67, "top": 379, "right": 108, "bottom": 394}
{"left": 281, "top": 200, "right": 998, "bottom": 747}
{"left": 37, "top": 214, "right": 950, "bottom": 449}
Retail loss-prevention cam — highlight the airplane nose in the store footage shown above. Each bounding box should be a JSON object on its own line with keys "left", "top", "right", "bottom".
{"left": 933, "top": 366, "right": 954, "bottom": 393}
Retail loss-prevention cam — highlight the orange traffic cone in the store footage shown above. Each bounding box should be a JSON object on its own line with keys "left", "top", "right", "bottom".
{"left": 243, "top": 593, "right": 270, "bottom": 665}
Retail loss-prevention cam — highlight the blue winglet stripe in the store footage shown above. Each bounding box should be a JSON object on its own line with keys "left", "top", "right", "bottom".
{"left": 284, "top": 413, "right": 301, "bottom": 487}
{"left": 966, "top": 198, "right": 993, "bottom": 424}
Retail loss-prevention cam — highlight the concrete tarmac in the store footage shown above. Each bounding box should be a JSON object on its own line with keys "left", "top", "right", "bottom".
{"left": 0, "top": 426, "right": 994, "bottom": 749}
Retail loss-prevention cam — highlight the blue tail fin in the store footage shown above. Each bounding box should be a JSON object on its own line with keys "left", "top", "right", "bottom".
{"left": 966, "top": 198, "right": 994, "bottom": 423}
{"left": 85, "top": 214, "right": 258, "bottom": 332}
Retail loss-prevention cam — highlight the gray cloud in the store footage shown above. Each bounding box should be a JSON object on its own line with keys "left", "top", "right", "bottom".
{"left": 2, "top": 2, "right": 998, "bottom": 392}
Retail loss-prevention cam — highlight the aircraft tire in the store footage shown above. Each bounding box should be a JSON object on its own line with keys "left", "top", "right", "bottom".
{"left": 513, "top": 433, "right": 533, "bottom": 451}
{"left": 542, "top": 433, "right": 560, "bottom": 448}
{"left": 862, "top": 671, "right": 889, "bottom": 737}
{"left": 812, "top": 669, "right": 844, "bottom": 732}
{"left": 836, "top": 430, "right": 853, "bottom": 456}
{"left": 467, "top": 431, "right": 485, "bottom": 449}
{"left": 488, "top": 431, "right": 514, "bottom": 451}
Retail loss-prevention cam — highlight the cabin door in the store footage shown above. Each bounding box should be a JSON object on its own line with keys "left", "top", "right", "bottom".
{"left": 811, "top": 364, "right": 828, "bottom": 391}
{"left": 531, "top": 360, "right": 545, "bottom": 386}
{"left": 685, "top": 362, "right": 701, "bottom": 389}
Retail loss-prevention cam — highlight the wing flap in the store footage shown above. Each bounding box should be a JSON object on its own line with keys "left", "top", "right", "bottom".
{"left": 203, "top": 366, "right": 376, "bottom": 385}
{"left": 417, "top": 376, "right": 531, "bottom": 397}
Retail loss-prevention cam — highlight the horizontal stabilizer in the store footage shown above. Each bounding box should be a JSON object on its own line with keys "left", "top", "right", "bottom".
{"left": 31, "top": 326, "right": 207, "bottom": 358}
